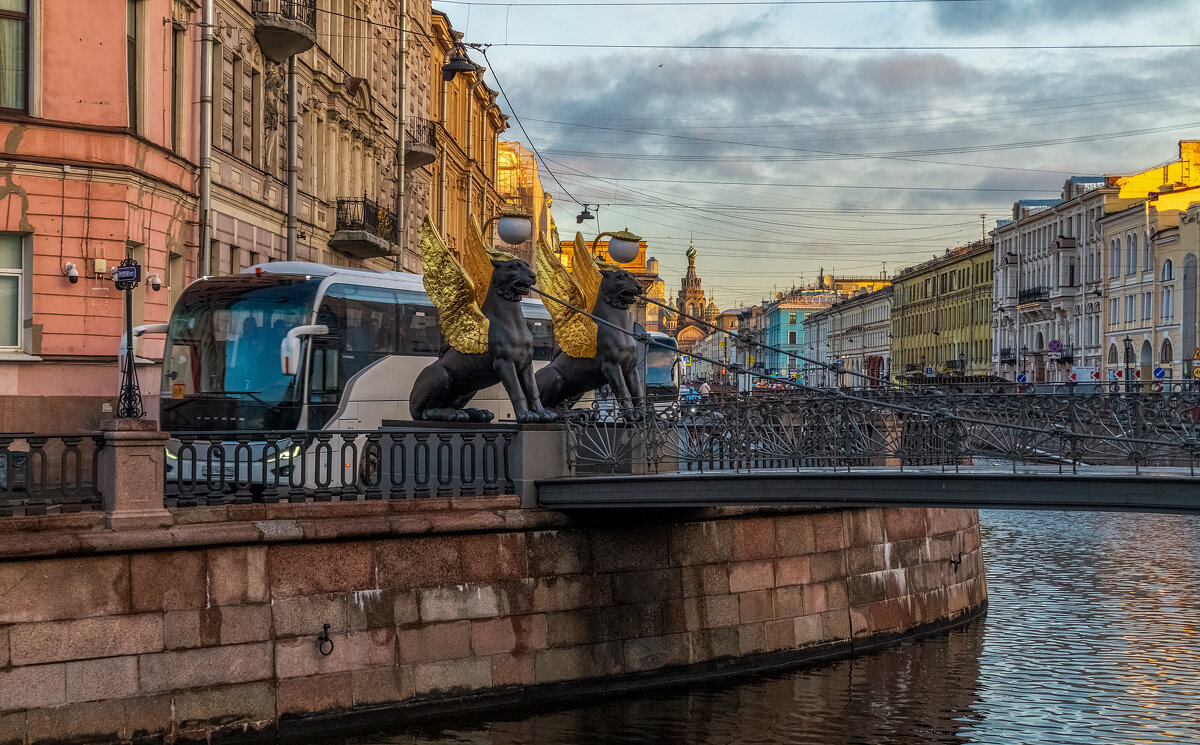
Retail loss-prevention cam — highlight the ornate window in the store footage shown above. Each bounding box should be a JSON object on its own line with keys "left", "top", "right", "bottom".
{"left": 1162, "top": 258, "right": 1174, "bottom": 281}
{"left": 1161, "top": 339, "right": 1173, "bottom": 364}
{"left": 1108, "top": 344, "right": 1118, "bottom": 365}
{"left": 1109, "top": 239, "right": 1120, "bottom": 278}
{"left": 1126, "top": 233, "right": 1137, "bottom": 275}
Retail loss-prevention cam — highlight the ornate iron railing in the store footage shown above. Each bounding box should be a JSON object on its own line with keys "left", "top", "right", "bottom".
{"left": 999, "top": 348, "right": 1017, "bottom": 364}
{"left": 406, "top": 117, "right": 437, "bottom": 150}
{"left": 1018, "top": 287, "right": 1050, "bottom": 303}
{"left": 252, "top": 0, "right": 317, "bottom": 28}
{"left": 335, "top": 195, "right": 398, "bottom": 243}
{"left": 0, "top": 433, "right": 104, "bottom": 516}
{"left": 564, "top": 388, "right": 1200, "bottom": 476}
{"left": 164, "top": 427, "right": 517, "bottom": 506}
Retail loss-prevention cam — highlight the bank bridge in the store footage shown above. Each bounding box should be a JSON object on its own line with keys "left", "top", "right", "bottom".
{"left": 2, "top": 388, "right": 1198, "bottom": 519}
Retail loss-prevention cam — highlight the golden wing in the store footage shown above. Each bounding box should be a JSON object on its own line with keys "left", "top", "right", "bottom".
{"left": 420, "top": 217, "right": 489, "bottom": 354}
{"left": 535, "top": 233, "right": 597, "bottom": 358}
{"left": 462, "top": 215, "right": 494, "bottom": 309}
{"left": 572, "top": 232, "right": 603, "bottom": 314}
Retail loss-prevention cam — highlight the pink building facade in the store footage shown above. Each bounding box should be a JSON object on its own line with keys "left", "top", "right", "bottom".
{"left": 0, "top": 0, "right": 198, "bottom": 431}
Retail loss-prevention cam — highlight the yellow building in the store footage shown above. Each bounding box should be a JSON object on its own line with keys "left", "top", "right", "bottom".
{"left": 415, "top": 10, "right": 509, "bottom": 263}
{"left": 892, "top": 241, "right": 995, "bottom": 380}
{"left": 496, "top": 142, "right": 553, "bottom": 266}
{"left": 557, "top": 235, "right": 667, "bottom": 331}
{"left": 1098, "top": 141, "right": 1200, "bottom": 383}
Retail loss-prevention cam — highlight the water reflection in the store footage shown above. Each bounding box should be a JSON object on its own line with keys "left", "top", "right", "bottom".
{"left": 335, "top": 511, "right": 1200, "bottom": 745}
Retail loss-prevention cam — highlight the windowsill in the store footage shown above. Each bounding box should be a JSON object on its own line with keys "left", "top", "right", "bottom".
{"left": 0, "top": 353, "right": 43, "bottom": 363}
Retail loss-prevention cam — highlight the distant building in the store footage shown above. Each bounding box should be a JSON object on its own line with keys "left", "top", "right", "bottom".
{"left": 666, "top": 242, "right": 717, "bottom": 353}
{"left": 892, "top": 241, "right": 994, "bottom": 381}
{"left": 825, "top": 286, "right": 894, "bottom": 386}
{"left": 557, "top": 234, "right": 665, "bottom": 332}
{"left": 765, "top": 292, "right": 837, "bottom": 379}
{"left": 994, "top": 140, "right": 1200, "bottom": 383}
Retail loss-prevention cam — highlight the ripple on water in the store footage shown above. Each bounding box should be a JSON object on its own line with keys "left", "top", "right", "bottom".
{"left": 329, "top": 511, "right": 1200, "bottom": 745}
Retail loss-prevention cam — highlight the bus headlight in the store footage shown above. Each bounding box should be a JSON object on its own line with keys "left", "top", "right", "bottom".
{"left": 265, "top": 445, "right": 301, "bottom": 463}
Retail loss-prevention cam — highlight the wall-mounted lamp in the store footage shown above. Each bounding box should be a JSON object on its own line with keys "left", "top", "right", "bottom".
{"left": 442, "top": 43, "right": 478, "bottom": 82}
{"left": 576, "top": 205, "right": 595, "bottom": 224}
{"left": 63, "top": 262, "right": 79, "bottom": 284}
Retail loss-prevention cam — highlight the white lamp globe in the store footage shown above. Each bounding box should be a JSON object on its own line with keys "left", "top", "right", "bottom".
{"left": 496, "top": 213, "right": 533, "bottom": 246}
{"left": 605, "top": 230, "right": 642, "bottom": 263}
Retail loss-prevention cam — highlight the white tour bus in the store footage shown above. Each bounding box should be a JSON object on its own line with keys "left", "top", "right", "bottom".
{"left": 142, "top": 262, "right": 676, "bottom": 485}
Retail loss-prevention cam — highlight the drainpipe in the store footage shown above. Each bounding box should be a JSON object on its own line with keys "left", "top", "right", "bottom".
{"left": 198, "top": 0, "right": 213, "bottom": 276}
{"left": 394, "top": 0, "right": 407, "bottom": 270}
{"left": 286, "top": 56, "right": 297, "bottom": 261}
{"left": 437, "top": 65, "right": 448, "bottom": 236}
{"left": 465, "top": 67, "right": 485, "bottom": 224}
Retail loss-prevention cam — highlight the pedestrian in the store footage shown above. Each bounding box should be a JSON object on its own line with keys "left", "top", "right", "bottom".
{"left": 698, "top": 380, "right": 711, "bottom": 397}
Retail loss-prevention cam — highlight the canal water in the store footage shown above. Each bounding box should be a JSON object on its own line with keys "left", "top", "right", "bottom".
{"left": 334, "top": 511, "right": 1200, "bottom": 744}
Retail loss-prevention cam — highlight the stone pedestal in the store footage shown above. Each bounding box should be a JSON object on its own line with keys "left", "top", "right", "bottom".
{"left": 516, "top": 424, "right": 569, "bottom": 508}
{"left": 99, "top": 418, "right": 173, "bottom": 530}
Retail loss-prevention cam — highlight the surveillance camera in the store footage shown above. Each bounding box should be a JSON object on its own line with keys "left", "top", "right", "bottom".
{"left": 64, "top": 263, "right": 79, "bottom": 284}
{"left": 148, "top": 273, "right": 162, "bottom": 292}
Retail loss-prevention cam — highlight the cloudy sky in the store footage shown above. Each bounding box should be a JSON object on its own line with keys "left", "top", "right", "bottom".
{"left": 432, "top": 0, "right": 1200, "bottom": 307}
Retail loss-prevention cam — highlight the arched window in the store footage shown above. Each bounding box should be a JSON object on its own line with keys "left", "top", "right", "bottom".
{"left": 1110, "top": 239, "right": 1120, "bottom": 278}
{"left": 1108, "top": 344, "right": 1118, "bottom": 365}
{"left": 1126, "top": 233, "right": 1137, "bottom": 275}
{"left": 1161, "top": 258, "right": 1174, "bottom": 281}
{"left": 1162, "top": 286, "right": 1174, "bottom": 322}
{"left": 1161, "top": 339, "right": 1173, "bottom": 364}
{"left": 1144, "top": 232, "right": 1153, "bottom": 271}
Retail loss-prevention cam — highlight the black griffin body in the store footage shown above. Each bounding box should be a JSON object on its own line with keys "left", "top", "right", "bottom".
{"left": 410, "top": 259, "right": 556, "bottom": 423}
{"left": 536, "top": 268, "right": 645, "bottom": 410}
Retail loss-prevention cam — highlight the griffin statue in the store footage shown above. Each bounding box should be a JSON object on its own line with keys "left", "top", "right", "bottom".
{"left": 409, "top": 217, "right": 556, "bottom": 423}
{"left": 534, "top": 232, "right": 645, "bottom": 410}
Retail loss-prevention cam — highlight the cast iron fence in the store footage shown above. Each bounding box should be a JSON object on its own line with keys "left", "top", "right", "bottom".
{"left": 565, "top": 388, "right": 1200, "bottom": 476}
{"left": 0, "top": 433, "right": 104, "bottom": 516}
{"left": 164, "top": 425, "right": 517, "bottom": 506}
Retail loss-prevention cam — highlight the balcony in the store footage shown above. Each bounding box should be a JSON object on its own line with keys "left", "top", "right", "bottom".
{"left": 330, "top": 196, "right": 397, "bottom": 259}
{"left": 404, "top": 117, "right": 437, "bottom": 171}
{"left": 999, "top": 348, "right": 1017, "bottom": 364}
{"left": 1054, "top": 346, "right": 1075, "bottom": 364}
{"left": 946, "top": 359, "right": 965, "bottom": 371}
{"left": 1018, "top": 287, "right": 1050, "bottom": 304}
{"left": 252, "top": 0, "right": 317, "bottom": 63}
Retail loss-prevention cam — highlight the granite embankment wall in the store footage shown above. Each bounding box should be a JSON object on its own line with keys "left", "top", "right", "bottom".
{"left": 0, "top": 499, "right": 986, "bottom": 744}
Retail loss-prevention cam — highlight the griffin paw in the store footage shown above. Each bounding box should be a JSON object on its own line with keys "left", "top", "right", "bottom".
{"left": 464, "top": 408, "right": 495, "bottom": 422}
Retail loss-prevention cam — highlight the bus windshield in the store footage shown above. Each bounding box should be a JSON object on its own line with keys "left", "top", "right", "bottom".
{"left": 645, "top": 338, "right": 680, "bottom": 398}
{"left": 160, "top": 275, "right": 322, "bottom": 431}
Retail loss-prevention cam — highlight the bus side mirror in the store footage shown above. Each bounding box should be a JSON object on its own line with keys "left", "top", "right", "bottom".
{"left": 118, "top": 323, "right": 170, "bottom": 370}
{"left": 281, "top": 324, "right": 328, "bottom": 376}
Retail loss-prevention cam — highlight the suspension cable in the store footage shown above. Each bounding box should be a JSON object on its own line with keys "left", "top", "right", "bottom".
{"left": 529, "top": 287, "right": 1189, "bottom": 449}
{"left": 638, "top": 295, "right": 899, "bottom": 389}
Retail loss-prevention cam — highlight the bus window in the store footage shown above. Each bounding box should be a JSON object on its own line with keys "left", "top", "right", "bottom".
{"left": 528, "top": 318, "right": 555, "bottom": 361}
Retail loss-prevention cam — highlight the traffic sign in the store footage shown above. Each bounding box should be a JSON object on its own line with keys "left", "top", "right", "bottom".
{"left": 1133, "top": 369, "right": 1142, "bottom": 379}
{"left": 1048, "top": 339, "right": 1062, "bottom": 353}
{"left": 1194, "top": 367, "right": 1200, "bottom": 379}
{"left": 1153, "top": 367, "right": 1166, "bottom": 379}
{"left": 924, "top": 367, "right": 934, "bottom": 377}
{"left": 1114, "top": 369, "right": 1124, "bottom": 379}
{"left": 1016, "top": 373, "right": 1027, "bottom": 383}
{"left": 1194, "top": 347, "right": 1200, "bottom": 361}
{"left": 1152, "top": 382, "right": 1164, "bottom": 393}
{"left": 681, "top": 355, "right": 692, "bottom": 365}
{"left": 1068, "top": 372, "right": 1077, "bottom": 381}
{"left": 1092, "top": 371, "right": 1101, "bottom": 380}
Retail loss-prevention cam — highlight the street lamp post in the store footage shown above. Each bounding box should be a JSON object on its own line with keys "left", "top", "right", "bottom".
{"left": 482, "top": 209, "right": 533, "bottom": 247}
{"left": 1123, "top": 335, "right": 1134, "bottom": 394}
{"left": 1020, "top": 344, "right": 1028, "bottom": 384}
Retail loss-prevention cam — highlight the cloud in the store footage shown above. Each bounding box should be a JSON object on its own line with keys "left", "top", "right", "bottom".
{"left": 494, "top": 37, "right": 1200, "bottom": 301}
{"left": 929, "top": 0, "right": 1190, "bottom": 34}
